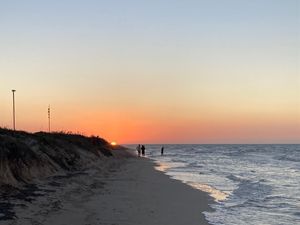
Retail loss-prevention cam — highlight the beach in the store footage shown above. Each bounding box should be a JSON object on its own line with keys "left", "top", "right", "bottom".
{"left": 1, "top": 150, "right": 213, "bottom": 225}
{"left": 81, "top": 157, "right": 213, "bottom": 225}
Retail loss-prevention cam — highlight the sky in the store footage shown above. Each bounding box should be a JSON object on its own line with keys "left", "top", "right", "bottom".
{"left": 0, "top": 0, "right": 299, "bottom": 144}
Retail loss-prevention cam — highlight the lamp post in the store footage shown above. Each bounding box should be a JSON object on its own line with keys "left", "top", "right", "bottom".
{"left": 12, "top": 89, "right": 16, "bottom": 131}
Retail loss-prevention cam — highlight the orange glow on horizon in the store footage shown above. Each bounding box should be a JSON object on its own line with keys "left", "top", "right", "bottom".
{"left": 8, "top": 106, "right": 299, "bottom": 144}
{"left": 1, "top": 92, "right": 299, "bottom": 144}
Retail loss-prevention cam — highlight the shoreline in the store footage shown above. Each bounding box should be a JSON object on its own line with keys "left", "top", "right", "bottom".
{"left": 94, "top": 157, "right": 214, "bottom": 225}
{"left": 1, "top": 152, "right": 213, "bottom": 225}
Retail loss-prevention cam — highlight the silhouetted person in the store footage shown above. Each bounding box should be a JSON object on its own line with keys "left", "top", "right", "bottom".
{"left": 136, "top": 144, "right": 141, "bottom": 157}
{"left": 161, "top": 146, "right": 164, "bottom": 155}
{"left": 141, "top": 145, "right": 145, "bottom": 156}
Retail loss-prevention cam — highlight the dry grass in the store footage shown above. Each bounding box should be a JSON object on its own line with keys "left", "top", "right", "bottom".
{"left": 0, "top": 128, "right": 116, "bottom": 186}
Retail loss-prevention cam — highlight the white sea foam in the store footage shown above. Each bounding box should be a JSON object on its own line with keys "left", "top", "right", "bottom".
{"left": 128, "top": 144, "right": 300, "bottom": 225}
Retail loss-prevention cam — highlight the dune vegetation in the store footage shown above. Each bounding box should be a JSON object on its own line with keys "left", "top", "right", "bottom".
{"left": 0, "top": 128, "right": 125, "bottom": 186}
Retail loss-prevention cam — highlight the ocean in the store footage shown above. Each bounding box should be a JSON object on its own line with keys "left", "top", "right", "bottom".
{"left": 128, "top": 144, "right": 300, "bottom": 225}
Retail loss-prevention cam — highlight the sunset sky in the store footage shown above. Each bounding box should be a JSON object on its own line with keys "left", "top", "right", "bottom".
{"left": 0, "top": 0, "right": 299, "bottom": 144}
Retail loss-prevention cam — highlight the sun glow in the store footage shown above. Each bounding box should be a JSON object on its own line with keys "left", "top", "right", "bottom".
{"left": 110, "top": 141, "right": 117, "bottom": 146}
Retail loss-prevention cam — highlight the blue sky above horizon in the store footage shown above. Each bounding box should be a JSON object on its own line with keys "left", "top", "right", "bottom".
{"left": 0, "top": 0, "right": 299, "bottom": 143}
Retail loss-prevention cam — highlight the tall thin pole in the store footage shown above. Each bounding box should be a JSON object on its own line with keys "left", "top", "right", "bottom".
{"left": 12, "top": 89, "right": 16, "bottom": 131}
{"left": 48, "top": 105, "right": 50, "bottom": 133}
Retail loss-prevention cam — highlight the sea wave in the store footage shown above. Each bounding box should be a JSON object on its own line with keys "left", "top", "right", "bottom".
{"left": 132, "top": 144, "right": 300, "bottom": 225}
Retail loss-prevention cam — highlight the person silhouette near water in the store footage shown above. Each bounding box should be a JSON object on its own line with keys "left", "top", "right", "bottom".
{"left": 161, "top": 146, "right": 164, "bottom": 155}
{"left": 141, "top": 145, "right": 145, "bottom": 156}
{"left": 136, "top": 144, "right": 141, "bottom": 157}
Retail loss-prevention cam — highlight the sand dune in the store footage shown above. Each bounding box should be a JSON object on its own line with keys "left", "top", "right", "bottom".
{"left": 0, "top": 129, "right": 212, "bottom": 224}
{"left": 0, "top": 128, "right": 117, "bottom": 186}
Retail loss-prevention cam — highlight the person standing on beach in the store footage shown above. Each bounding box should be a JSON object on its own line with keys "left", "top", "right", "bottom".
{"left": 136, "top": 144, "right": 141, "bottom": 157}
{"left": 161, "top": 146, "right": 164, "bottom": 155}
{"left": 141, "top": 145, "right": 145, "bottom": 156}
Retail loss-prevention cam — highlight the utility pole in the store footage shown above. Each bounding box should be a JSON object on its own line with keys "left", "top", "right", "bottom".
{"left": 12, "top": 89, "right": 16, "bottom": 131}
{"left": 48, "top": 105, "right": 51, "bottom": 133}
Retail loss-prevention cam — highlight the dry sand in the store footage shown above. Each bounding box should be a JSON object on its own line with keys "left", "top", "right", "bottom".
{"left": 2, "top": 154, "right": 213, "bottom": 225}
{"left": 92, "top": 157, "right": 213, "bottom": 225}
